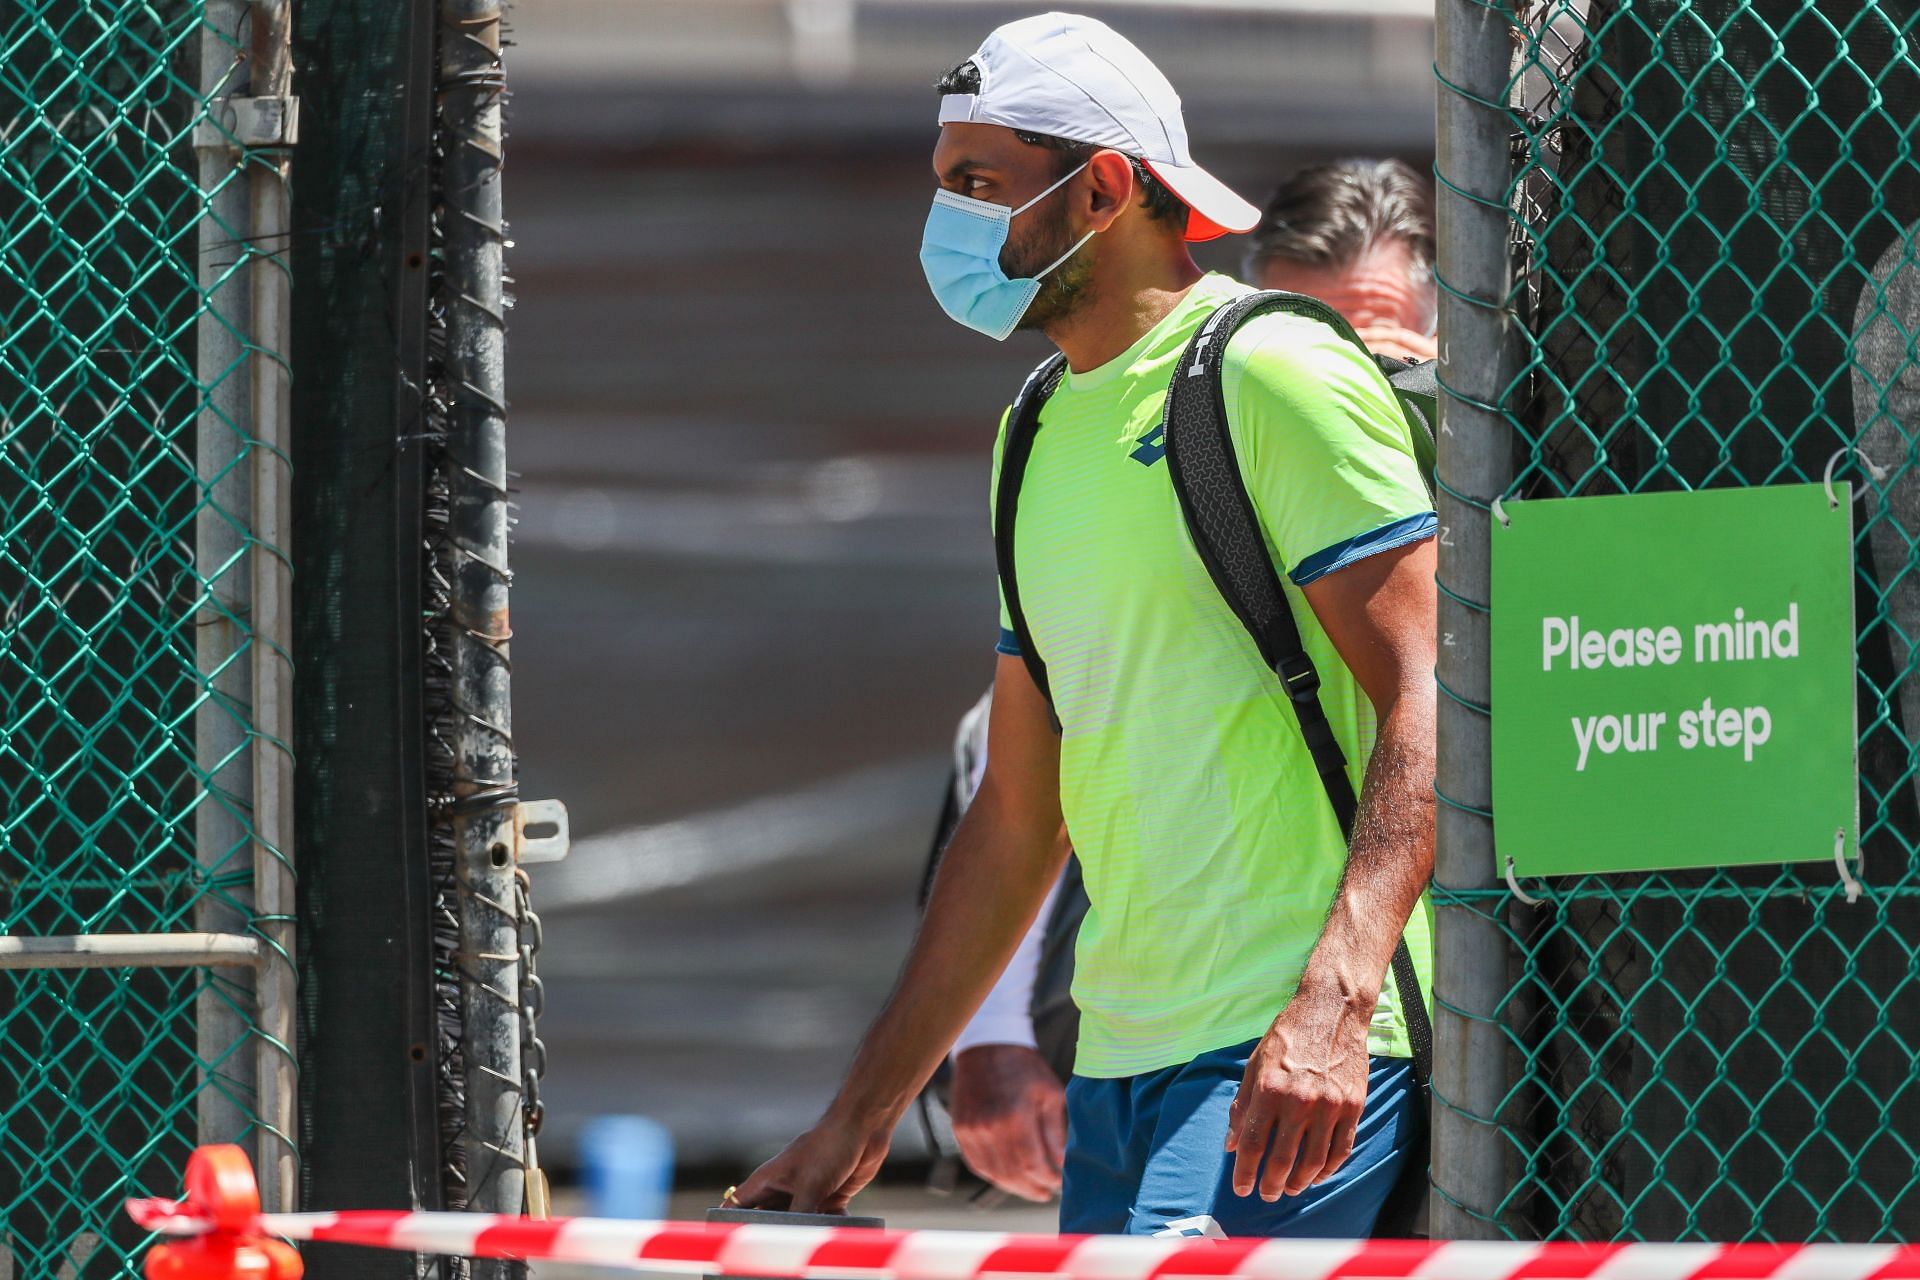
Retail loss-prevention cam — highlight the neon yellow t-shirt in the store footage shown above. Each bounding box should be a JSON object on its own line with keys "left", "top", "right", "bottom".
{"left": 992, "top": 273, "right": 1435, "bottom": 1078}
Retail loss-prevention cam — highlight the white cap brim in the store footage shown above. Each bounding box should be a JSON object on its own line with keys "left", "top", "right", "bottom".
{"left": 1141, "top": 158, "right": 1261, "bottom": 243}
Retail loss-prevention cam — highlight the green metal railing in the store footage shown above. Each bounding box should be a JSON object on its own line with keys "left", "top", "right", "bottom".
{"left": 0, "top": 0, "right": 295, "bottom": 1273}
{"left": 1434, "top": 0, "right": 1920, "bottom": 1243}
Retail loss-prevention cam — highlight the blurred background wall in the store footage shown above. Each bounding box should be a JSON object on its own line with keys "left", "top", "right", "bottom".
{"left": 504, "top": 0, "right": 1436, "bottom": 1177}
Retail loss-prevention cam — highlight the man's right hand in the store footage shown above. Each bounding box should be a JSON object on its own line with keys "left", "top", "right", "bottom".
{"left": 731, "top": 1109, "right": 894, "bottom": 1214}
{"left": 1353, "top": 322, "right": 1437, "bottom": 363}
{"left": 949, "top": 1044, "right": 1067, "bottom": 1202}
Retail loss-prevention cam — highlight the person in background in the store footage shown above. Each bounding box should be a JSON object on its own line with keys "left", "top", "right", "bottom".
{"left": 933, "top": 689, "right": 1073, "bottom": 1206}
{"left": 1247, "top": 159, "right": 1437, "bottom": 363}
{"left": 940, "top": 155, "right": 1438, "bottom": 1208}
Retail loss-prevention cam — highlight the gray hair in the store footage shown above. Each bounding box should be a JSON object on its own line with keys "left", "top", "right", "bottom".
{"left": 1244, "top": 159, "right": 1435, "bottom": 289}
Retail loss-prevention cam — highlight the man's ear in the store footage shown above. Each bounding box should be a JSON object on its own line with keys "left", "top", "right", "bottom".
{"left": 1082, "top": 149, "right": 1137, "bottom": 233}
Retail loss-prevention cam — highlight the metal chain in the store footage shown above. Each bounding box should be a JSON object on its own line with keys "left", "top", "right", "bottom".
{"left": 514, "top": 867, "right": 549, "bottom": 1215}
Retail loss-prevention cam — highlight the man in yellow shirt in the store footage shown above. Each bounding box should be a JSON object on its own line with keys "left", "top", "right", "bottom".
{"left": 738, "top": 13, "right": 1436, "bottom": 1237}
{"left": 941, "top": 155, "right": 1441, "bottom": 1209}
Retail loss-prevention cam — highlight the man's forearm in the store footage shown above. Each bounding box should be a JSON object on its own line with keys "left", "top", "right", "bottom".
{"left": 832, "top": 778, "right": 1070, "bottom": 1128}
{"left": 1296, "top": 686, "right": 1436, "bottom": 1011}
{"left": 1233, "top": 542, "right": 1435, "bottom": 1199}
{"left": 952, "top": 873, "right": 1059, "bottom": 1055}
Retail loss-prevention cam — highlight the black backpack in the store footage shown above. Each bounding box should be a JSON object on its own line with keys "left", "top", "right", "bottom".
{"left": 993, "top": 289, "right": 1437, "bottom": 1233}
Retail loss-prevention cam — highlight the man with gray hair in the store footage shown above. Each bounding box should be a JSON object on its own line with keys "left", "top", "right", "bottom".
{"left": 1247, "top": 159, "right": 1436, "bottom": 363}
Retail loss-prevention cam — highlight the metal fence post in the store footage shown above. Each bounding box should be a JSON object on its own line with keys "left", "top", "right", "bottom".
{"left": 194, "top": 0, "right": 300, "bottom": 1211}
{"left": 193, "top": 0, "right": 259, "bottom": 1165}
{"left": 1431, "top": 0, "right": 1520, "bottom": 1241}
{"left": 438, "top": 0, "right": 527, "bottom": 1256}
{"left": 248, "top": 0, "right": 300, "bottom": 1216}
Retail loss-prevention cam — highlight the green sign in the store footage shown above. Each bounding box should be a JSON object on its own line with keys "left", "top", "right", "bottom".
{"left": 1490, "top": 484, "right": 1857, "bottom": 878}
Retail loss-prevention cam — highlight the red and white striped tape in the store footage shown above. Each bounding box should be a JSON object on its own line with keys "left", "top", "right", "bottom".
{"left": 125, "top": 1202, "right": 1920, "bottom": 1280}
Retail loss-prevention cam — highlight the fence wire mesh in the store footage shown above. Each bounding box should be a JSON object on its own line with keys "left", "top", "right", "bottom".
{"left": 1436, "top": 0, "right": 1920, "bottom": 1242}
{"left": 0, "top": 0, "right": 280, "bottom": 1272}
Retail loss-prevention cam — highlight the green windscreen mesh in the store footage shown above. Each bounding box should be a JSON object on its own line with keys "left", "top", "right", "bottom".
{"left": 289, "top": 0, "right": 448, "bottom": 1272}
{"left": 1441, "top": 0, "right": 1920, "bottom": 1241}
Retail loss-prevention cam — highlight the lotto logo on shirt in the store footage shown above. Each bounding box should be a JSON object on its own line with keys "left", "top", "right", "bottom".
{"left": 1129, "top": 424, "right": 1166, "bottom": 466}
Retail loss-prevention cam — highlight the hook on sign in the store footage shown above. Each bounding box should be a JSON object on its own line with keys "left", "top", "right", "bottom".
{"left": 1823, "top": 447, "right": 1889, "bottom": 510}
{"left": 1505, "top": 855, "right": 1545, "bottom": 907}
{"left": 1834, "top": 828, "right": 1863, "bottom": 905}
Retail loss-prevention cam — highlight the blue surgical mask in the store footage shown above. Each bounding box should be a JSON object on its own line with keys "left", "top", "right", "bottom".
{"left": 919, "top": 162, "right": 1096, "bottom": 341}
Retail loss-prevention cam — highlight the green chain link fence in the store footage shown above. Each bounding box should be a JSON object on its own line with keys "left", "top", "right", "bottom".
{"left": 1434, "top": 0, "right": 1920, "bottom": 1243}
{"left": 0, "top": 1, "right": 293, "bottom": 1272}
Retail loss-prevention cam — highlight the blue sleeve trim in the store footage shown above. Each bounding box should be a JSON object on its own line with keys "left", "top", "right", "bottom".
{"left": 1289, "top": 512, "right": 1437, "bottom": 587}
{"left": 996, "top": 627, "right": 1024, "bottom": 656}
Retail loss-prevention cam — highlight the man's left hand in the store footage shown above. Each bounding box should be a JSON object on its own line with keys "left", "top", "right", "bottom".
{"left": 1224, "top": 990, "right": 1373, "bottom": 1201}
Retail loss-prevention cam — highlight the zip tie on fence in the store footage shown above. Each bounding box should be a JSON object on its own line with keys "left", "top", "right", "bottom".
{"left": 1824, "top": 445, "right": 1889, "bottom": 509}
{"left": 1504, "top": 854, "right": 1546, "bottom": 908}
{"left": 1835, "top": 828, "right": 1864, "bottom": 905}
{"left": 129, "top": 1146, "right": 1920, "bottom": 1280}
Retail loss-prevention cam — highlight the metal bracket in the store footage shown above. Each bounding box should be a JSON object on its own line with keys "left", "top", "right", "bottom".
{"left": 514, "top": 798, "right": 571, "bottom": 864}
{"left": 193, "top": 95, "right": 301, "bottom": 151}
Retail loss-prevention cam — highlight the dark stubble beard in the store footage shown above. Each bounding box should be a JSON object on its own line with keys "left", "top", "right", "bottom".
{"left": 1000, "top": 192, "right": 1097, "bottom": 333}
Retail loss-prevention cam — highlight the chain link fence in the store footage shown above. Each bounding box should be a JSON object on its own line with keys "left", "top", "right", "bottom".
{"left": 1434, "top": 0, "right": 1920, "bottom": 1243}
{"left": 1, "top": 0, "right": 547, "bottom": 1274}
{"left": 0, "top": 0, "right": 296, "bottom": 1272}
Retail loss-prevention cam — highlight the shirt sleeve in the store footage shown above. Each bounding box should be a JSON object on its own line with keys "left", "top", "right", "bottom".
{"left": 1221, "top": 315, "right": 1436, "bottom": 585}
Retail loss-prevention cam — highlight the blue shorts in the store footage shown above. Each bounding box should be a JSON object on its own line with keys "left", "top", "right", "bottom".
{"left": 1060, "top": 1042, "right": 1419, "bottom": 1238}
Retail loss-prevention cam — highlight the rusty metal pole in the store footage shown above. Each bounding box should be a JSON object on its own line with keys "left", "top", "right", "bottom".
{"left": 438, "top": 0, "right": 525, "bottom": 1261}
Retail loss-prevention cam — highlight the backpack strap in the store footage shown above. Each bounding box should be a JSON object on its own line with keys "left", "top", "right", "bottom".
{"left": 1376, "top": 353, "right": 1438, "bottom": 493}
{"left": 1162, "top": 290, "right": 1434, "bottom": 1090}
{"left": 992, "top": 352, "right": 1068, "bottom": 719}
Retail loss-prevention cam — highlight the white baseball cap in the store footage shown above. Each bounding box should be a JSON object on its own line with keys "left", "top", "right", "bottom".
{"left": 936, "top": 11, "right": 1261, "bottom": 243}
